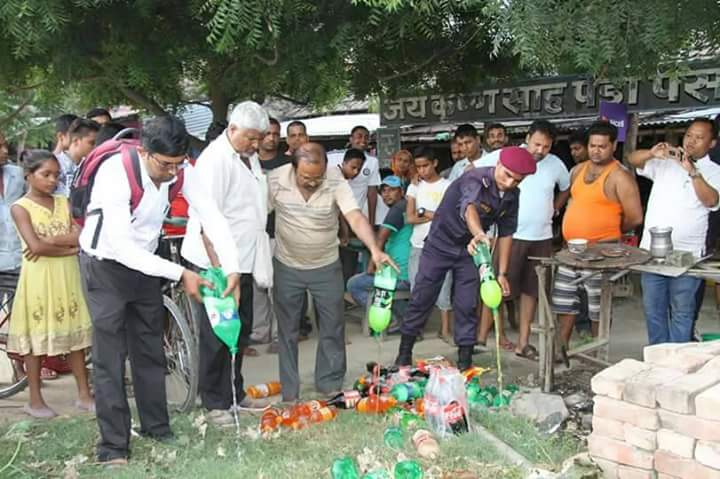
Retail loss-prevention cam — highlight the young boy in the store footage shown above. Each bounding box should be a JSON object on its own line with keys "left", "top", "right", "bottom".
{"left": 406, "top": 147, "right": 453, "bottom": 342}
{"left": 55, "top": 118, "right": 99, "bottom": 197}
{"left": 338, "top": 148, "right": 367, "bottom": 275}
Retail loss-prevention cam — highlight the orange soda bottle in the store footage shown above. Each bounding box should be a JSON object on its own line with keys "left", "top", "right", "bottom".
{"left": 246, "top": 381, "right": 282, "bottom": 398}
{"left": 260, "top": 407, "right": 282, "bottom": 433}
{"left": 356, "top": 395, "right": 397, "bottom": 414}
{"left": 306, "top": 399, "right": 327, "bottom": 411}
{"left": 310, "top": 406, "right": 338, "bottom": 423}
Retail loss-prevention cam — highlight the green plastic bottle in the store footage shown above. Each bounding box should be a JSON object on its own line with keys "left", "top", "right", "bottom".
{"left": 383, "top": 426, "right": 404, "bottom": 449}
{"left": 472, "top": 244, "right": 502, "bottom": 310}
{"left": 362, "top": 471, "right": 390, "bottom": 479}
{"left": 331, "top": 456, "right": 360, "bottom": 479}
{"left": 399, "top": 411, "right": 422, "bottom": 430}
{"left": 200, "top": 267, "right": 240, "bottom": 354}
{"left": 368, "top": 265, "right": 398, "bottom": 334}
{"left": 393, "top": 460, "right": 423, "bottom": 479}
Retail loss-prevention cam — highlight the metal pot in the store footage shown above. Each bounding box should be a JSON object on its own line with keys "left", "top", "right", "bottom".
{"left": 649, "top": 226, "right": 673, "bottom": 259}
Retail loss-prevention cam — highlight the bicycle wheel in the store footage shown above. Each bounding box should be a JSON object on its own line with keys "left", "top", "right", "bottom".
{"left": 0, "top": 274, "right": 28, "bottom": 399}
{"left": 162, "top": 295, "right": 198, "bottom": 413}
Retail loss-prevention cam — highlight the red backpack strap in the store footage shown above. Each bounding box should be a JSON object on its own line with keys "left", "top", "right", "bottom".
{"left": 120, "top": 145, "right": 145, "bottom": 213}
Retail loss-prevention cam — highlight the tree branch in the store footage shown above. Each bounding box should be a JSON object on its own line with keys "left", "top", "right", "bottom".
{"left": 253, "top": 42, "right": 279, "bottom": 66}
{"left": 0, "top": 93, "right": 36, "bottom": 128}
{"left": 89, "top": 58, "right": 167, "bottom": 116}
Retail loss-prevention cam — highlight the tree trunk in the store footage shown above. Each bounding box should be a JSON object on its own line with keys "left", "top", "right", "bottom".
{"left": 207, "top": 68, "right": 231, "bottom": 123}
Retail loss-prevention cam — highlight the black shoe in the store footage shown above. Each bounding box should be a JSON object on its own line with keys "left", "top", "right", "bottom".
{"left": 457, "top": 345, "right": 474, "bottom": 371}
{"left": 394, "top": 334, "right": 416, "bottom": 366}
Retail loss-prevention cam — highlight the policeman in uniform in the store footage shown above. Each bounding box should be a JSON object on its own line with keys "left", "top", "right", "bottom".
{"left": 395, "top": 146, "right": 537, "bottom": 370}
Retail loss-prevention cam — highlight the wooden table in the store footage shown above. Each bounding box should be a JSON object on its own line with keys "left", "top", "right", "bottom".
{"left": 533, "top": 244, "right": 651, "bottom": 392}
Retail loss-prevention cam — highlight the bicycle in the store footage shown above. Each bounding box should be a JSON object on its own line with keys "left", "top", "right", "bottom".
{"left": 0, "top": 238, "right": 200, "bottom": 414}
{"left": 0, "top": 270, "right": 27, "bottom": 399}
{"left": 158, "top": 232, "right": 199, "bottom": 413}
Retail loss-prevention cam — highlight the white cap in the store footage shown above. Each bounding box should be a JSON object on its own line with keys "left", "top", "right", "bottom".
{"left": 228, "top": 101, "right": 269, "bottom": 132}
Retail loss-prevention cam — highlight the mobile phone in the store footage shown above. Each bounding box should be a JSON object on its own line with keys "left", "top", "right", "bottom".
{"left": 667, "top": 146, "right": 684, "bottom": 161}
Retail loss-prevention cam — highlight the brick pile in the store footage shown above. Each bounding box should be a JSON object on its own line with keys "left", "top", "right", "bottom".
{"left": 588, "top": 342, "right": 720, "bottom": 479}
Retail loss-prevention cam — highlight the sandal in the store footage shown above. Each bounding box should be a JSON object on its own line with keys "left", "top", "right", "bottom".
{"left": 437, "top": 331, "right": 454, "bottom": 346}
{"left": 515, "top": 344, "right": 539, "bottom": 361}
{"left": 40, "top": 367, "right": 58, "bottom": 381}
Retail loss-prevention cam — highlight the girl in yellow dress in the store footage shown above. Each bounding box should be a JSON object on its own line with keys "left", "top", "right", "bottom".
{"left": 8, "top": 150, "right": 93, "bottom": 418}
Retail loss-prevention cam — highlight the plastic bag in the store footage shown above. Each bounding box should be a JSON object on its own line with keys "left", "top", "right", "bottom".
{"left": 422, "top": 367, "right": 470, "bottom": 438}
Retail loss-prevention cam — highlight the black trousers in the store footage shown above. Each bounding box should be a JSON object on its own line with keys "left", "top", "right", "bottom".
{"left": 79, "top": 254, "right": 170, "bottom": 461}
{"left": 189, "top": 271, "right": 254, "bottom": 410}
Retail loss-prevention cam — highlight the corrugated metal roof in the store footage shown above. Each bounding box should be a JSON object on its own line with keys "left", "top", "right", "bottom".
{"left": 176, "top": 103, "right": 213, "bottom": 141}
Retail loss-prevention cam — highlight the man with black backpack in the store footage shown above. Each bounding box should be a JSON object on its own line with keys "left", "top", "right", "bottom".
{"left": 76, "top": 115, "right": 240, "bottom": 465}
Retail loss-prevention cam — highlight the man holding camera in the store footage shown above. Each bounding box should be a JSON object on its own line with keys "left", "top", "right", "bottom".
{"left": 629, "top": 118, "right": 720, "bottom": 344}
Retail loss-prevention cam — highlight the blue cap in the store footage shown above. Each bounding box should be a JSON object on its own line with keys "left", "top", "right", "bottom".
{"left": 381, "top": 175, "right": 402, "bottom": 188}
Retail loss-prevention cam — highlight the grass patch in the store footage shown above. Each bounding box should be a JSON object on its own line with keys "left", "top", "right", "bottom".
{"left": 472, "top": 409, "right": 584, "bottom": 470}
{"left": 0, "top": 410, "right": 528, "bottom": 479}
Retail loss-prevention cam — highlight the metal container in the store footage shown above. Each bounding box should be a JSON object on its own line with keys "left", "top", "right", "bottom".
{"left": 649, "top": 226, "right": 673, "bottom": 259}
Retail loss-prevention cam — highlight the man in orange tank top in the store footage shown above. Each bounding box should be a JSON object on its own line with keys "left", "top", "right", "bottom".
{"left": 551, "top": 122, "right": 643, "bottom": 349}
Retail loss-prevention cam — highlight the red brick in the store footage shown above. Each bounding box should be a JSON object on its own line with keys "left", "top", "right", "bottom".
{"left": 696, "top": 440, "right": 720, "bottom": 471}
{"left": 696, "top": 383, "right": 720, "bottom": 421}
{"left": 592, "top": 359, "right": 651, "bottom": 399}
{"left": 623, "top": 367, "right": 684, "bottom": 408}
{"left": 617, "top": 465, "right": 656, "bottom": 479}
{"left": 657, "top": 429, "right": 695, "bottom": 458}
{"left": 623, "top": 423, "right": 657, "bottom": 451}
{"left": 644, "top": 343, "right": 692, "bottom": 363}
{"left": 659, "top": 409, "right": 720, "bottom": 441}
{"left": 593, "top": 416, "right": 626, "bottom": 440}
{"left": 588, "top": 434, "right": 654, "bottom": 469}
{"left": 656, "top": 373, "right": 720, "bottom": 414}
{"left": 655, "top": 450, "right": 720, "bottom": 479}
{"left": 594, "top": 395, "right": 660, "bottom": 431}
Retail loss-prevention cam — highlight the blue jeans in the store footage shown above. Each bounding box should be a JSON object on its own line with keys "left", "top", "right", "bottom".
{"left": 346, "top": 273, "right": 411, "bottom": 310}
{"left": 641, "top": 273, "right": 703, "bottom": 345}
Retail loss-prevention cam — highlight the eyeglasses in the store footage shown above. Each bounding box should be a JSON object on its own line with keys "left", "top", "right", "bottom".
{"left": 148, "top": 152, "right": 189, "bottom": 171}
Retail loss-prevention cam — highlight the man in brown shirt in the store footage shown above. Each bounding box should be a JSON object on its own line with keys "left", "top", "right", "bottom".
{"left": 268, "top": 142, "right": 396, "bottom": 401}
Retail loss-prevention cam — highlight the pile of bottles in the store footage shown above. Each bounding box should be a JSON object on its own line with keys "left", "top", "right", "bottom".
{"left": 260, "top": 400, "right": 338, "bottom": 433}
{"left": 465, "top": 379, "right": 518, "bottom": 409}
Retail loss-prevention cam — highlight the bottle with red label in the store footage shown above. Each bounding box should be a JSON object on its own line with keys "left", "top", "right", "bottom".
{"left": 444, "top": 401, "right": 469, "bottom": 434}
{"left": 246, "top": 381, "right": 282, "bottom": 398}
{"left": 310, "top": 406, "right": 338, "bottom": 424}
{"left": 356, "top": 395, "right": 397, "bottom": 414}
{"left": 260, "top": 407, "right": 282, "bottom": 433}
{"left": 326, "top": 390, "right": 365, "bottom": 409}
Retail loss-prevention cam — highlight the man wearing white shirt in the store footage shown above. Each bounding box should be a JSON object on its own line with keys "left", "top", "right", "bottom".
{"left": 475, "top": 121, "right": 570, "bottom": 358}
{"left": 448, "top": 124, "right": 484, "bottom": 182}
{"left": 79, "top": 116, "right": 241, "bottom": 465}
{"left": 629, "top": 118, "right": 720, "bottom": 345}
{"left": 182, "top": 102, "right": 273, "bottom": 421}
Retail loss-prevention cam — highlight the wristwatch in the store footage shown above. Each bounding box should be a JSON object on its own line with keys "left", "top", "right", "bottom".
{"left": 689, "top": 169, "right": 702, "bottom": 179}
{"left": 417, "top": 207, "right": 426, "bottom": 217}
{"left": 497, "top": 272, "right": 507, "bottom": 277}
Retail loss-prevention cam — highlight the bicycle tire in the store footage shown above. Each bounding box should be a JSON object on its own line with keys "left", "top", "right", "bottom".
{"left": 0, "top": 275, "right": 28, "bottom": 400}
{"left": 162, "top": 295, "right": 198, "bottom": 413}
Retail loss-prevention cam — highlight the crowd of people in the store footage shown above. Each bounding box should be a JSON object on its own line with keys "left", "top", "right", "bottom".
{"left": 0, "top": 101, "right": 719, "bottom": 465}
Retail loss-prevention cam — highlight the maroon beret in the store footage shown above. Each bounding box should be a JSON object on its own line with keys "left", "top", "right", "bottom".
{"left": 499, "top": 146, "right": 536, "bottom": 175}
